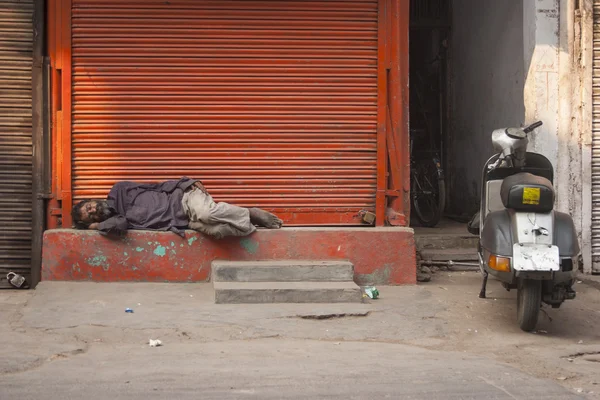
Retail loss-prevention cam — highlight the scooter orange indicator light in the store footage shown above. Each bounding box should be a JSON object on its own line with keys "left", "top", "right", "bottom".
{"left": 488, "top": 255, "right": 511, "bottom": 272}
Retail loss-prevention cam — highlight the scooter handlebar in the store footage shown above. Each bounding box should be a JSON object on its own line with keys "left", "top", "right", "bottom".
{"left": 523, "top": 121, "right": 543, "bottom": 134}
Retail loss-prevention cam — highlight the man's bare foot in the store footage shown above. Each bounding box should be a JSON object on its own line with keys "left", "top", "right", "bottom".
{"left": 249, "top": 208, "right": 283, "bottom": 229}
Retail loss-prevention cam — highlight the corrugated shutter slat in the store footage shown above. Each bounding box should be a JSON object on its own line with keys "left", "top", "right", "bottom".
{"left": 71, "top": 0, "right": 378, "bottom": 224}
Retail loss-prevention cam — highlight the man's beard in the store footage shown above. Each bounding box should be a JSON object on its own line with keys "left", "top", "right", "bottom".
{"left": 94, "top": 201, "right": 114, "bottom": 222}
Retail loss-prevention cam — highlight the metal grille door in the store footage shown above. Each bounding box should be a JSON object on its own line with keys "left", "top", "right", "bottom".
{"left": 70, "top": 0, "right": 379, "bottom": 225}
{"left": 0, "top": 0, "right": 33, "bottom": 287}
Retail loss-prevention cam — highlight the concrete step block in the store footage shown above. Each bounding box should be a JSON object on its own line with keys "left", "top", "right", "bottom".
{"left": 419, "top": 248, "right": 479, "bottom": 262}
{"left": 212, "top": 260, "right": 354, "bottom": 283}
{"left": 415, "top": 234, "right": 479, "bottom": 251}
{"left": 214, "top": 281, "right": 363, "bottom": 304}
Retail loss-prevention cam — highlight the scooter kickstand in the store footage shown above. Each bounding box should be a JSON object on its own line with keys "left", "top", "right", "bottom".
{"left": 479, "top": 271, "right": 488, "bottom": 299}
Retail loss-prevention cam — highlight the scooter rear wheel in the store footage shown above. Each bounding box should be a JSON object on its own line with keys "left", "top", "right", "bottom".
{"left": 517, "top": 279, "right": 542, "bottom": 332}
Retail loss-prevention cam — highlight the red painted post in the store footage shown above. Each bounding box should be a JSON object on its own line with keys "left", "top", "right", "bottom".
{"left": 376, "top": 0, "right": 388, "bottom": 226}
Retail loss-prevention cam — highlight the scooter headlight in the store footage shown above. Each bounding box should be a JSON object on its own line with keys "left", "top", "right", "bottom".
{"left": 489, "top": 255, "right": 511, "bottom": 272}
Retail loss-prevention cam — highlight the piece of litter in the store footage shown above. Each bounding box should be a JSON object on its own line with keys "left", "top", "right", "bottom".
{"left": 557, "top": 377, "right": 567, "bottom": 381}
{"left": 475, "top": 330, "right": 478, "bottom": 333}
{"left": 578, "top": 340, "right": 584, "bottom": 344}
{"left": 137, "top": 303, "right": 141, "bottom": 306}
{"left": 190, "top": 295, "right": 194, "bottom": 298}
{"left": 576, "top": 388, "right": 583, "bottom": 393}
{"left": 148, "top": 339, "right": 162, "bottom": 347}
{"left": 363, "top": 286, "right": 379, "bottom": 299}
{"left": 577, "top": 280, "right": 583, "bottom": 284}
{"left": 567, "top": 358, "right": 574, "bottom": 362}
{"left": 125, "top": 308, "right": 134, "bottom": 313}
{"left": 538, "top": 330, "right": 548, "bottom": 334}
{"left": 334, "top": 342, "right": 341, "bottom": 345}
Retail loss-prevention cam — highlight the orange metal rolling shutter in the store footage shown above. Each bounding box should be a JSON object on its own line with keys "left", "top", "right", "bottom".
{"left": 71, "top": 0, "right": 378, "bottom": 225}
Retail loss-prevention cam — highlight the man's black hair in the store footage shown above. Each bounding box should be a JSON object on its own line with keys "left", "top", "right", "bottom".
{"left": 72, "top": 199, "right": 92, "bottom": 229}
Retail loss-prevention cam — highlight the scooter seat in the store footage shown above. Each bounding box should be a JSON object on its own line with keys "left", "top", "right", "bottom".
{"left": 500, "top": 172, "right": 554, "bottom": 212}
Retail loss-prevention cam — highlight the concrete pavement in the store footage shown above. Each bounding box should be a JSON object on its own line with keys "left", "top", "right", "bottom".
{"left": 0, "top": 273, "right": 599, "bottom": 399}
{"left": 0, "top": 339, "right": 585, "bottom": 400}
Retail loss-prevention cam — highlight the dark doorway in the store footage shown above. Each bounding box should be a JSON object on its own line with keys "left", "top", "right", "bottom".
{"left": 409, "top": 0, "right": 525, "bottom": 226}
{"left": 409, "top": 0, "right": 451, "bottom": 227}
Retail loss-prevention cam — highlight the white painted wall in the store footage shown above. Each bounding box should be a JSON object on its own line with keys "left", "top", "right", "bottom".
{"left": 447, "top": 0, "right": 525, "bottom": 217}
{"left": 523, "top": 0, "right": 592, "bottom": 273}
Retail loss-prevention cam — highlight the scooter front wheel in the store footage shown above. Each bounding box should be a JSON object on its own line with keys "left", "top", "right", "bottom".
{"left": 517, "top": 279, "right": 542, "bottom": 332}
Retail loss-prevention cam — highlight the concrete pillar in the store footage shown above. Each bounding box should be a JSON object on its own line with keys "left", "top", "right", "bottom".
{"left": 523, "top": 0, "right": 560, "bottom": 171}
{"left": 523, "top": 0, "right": 592, "bottom": 273}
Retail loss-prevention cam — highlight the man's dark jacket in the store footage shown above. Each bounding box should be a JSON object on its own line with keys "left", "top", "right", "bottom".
{"left": 97, "top": 177, "right": 197, "bottom": 236}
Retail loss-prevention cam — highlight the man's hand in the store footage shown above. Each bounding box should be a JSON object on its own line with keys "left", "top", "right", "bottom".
{"left": 193, "top": 181, "right": 208, "bottom": 193}
{"left": 88, "top": 223, "right": 99, "bottom": 230}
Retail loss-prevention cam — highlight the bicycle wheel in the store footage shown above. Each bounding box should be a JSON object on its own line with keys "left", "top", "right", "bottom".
{"left": 412, "top": 158, "right": 445, "bottom": 227}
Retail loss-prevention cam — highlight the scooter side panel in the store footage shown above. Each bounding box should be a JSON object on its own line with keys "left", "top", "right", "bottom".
{"left": 553, "top": 211, "right": 580, "bottom": 257}
{"left": 480, "top": 210, "right": 513, "bottom": 256}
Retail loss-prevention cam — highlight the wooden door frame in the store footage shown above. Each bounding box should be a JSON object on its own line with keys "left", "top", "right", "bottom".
{"left": 47, "top": 0, "right": 73, "bottom": 228}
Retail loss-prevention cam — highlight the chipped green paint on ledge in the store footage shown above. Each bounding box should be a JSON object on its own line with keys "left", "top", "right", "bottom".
{"left": 153, "top": 245, "right": 166, "bottom": 257}
{"left": 87, "top": 255, "right": 108, "bottom": 268}
{"left": 240, "top": 238, "right": 259, "bottom": 254}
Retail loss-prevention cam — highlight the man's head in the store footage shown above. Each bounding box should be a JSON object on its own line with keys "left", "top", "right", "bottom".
{"left": 72, "top": 200, "right": 113, "bottom": 229}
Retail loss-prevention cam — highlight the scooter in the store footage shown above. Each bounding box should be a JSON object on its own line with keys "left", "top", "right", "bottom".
{"left": 468, "top": 121, "right": 579, "bottom": 331}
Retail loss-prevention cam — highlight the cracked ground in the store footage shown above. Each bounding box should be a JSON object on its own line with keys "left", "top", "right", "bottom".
{"left": 0, "top": 273, "right": 599, "bottom": 399}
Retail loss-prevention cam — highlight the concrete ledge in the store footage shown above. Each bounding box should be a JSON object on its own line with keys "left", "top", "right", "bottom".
{"left": 42, "top": 227, "right": 416, "bottom": 285}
